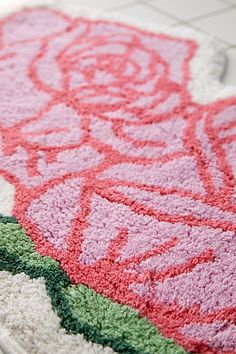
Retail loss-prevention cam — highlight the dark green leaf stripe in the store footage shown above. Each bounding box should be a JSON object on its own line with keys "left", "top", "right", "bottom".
{"left": 0, "top": 216, "right": 187, "bottom": 354}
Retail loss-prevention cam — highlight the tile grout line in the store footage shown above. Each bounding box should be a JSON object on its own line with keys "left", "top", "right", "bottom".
{"left": 139, "top": 1, "right": 185, "bottom": 23}
{"left": 146, "top": 1, "right": 235, "bottom": 24}
{"left": 106, "top": 0, "right": 145, "bottom": 12}
{"left": 187, "top": 5, "right": 236, "bottom": 23}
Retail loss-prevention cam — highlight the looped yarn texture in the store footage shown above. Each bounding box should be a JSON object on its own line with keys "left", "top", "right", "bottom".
{"left": 0, "top": 6, "right": 236, "bottom": 354}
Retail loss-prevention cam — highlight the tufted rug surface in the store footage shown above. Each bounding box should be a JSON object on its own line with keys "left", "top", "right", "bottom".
{"left": 0, "top": 1, "right": 236, "bottom": 354}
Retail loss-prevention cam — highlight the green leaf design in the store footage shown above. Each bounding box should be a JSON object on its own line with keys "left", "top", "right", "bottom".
{"left": 0, "top": 216, "right": 187, "bottom": 354}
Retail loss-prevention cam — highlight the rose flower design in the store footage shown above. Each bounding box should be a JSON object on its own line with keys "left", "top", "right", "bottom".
{"left": 0, "top": 8, "right": 235, "bottom": 354}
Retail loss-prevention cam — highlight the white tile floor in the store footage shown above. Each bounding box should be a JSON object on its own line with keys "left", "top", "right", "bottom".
{"left": 112, "top": 3, "right": 178, "bottom": 25}
{"left": 149, "top": 0, "right": 228, "bottom": 22}
{"left": 0, "top": 0, "right": 235, "bottom": 87}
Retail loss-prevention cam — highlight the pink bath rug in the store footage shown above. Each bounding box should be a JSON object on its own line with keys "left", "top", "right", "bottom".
{"left": 0, "top": 2, "right": 235, "bottom": 354}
